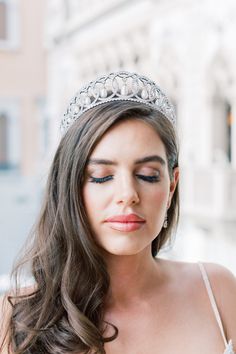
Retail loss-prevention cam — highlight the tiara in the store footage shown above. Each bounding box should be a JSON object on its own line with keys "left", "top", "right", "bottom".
{"left": 61, "top": 71, "right": 176, "bottom": 133}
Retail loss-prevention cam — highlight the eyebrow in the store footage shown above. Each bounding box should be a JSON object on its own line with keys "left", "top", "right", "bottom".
{"left": 87, "top": 155, "right": 166, "bottom": 166}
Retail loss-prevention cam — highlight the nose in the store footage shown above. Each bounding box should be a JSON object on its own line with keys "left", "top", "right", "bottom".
{"left": 115, "top": 175, "right": 140, "bottom": 206}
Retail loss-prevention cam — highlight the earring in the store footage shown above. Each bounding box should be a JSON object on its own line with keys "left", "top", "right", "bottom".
{"left": 163, "top": 212, "right": 168, "bottom": 228}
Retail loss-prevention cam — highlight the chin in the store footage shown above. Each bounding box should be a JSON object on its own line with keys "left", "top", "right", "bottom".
{"left": 95, "top": 232, "right": 154, "bottom": 257}
{"left": 111, "top": 250, "right": 141, "bottom": 256}
{"left": 101, "top": 243, "right": 148, "bottom": 257}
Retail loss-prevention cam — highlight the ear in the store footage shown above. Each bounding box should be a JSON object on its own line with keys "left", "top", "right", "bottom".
{"left": 167, "top": 167, "right": 179, "bottom": 208}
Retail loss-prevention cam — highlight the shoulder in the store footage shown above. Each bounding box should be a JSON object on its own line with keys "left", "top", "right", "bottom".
{"left": 173, "top": 260, "right": 236, "bottom": 343}
{"left": 200, "top": 262, "right": 236, "bottom": 306}
{"left": 199, "top": 262, "right": 236, "bottom": 345}
{"left": 164, "top": 258, "right": 236, "bottom": 291}
{"left": 160, "top": 259, "right": 236, "bottom": 312}
{"left": 201, "top": 261, "right": 236, "bottom": 285}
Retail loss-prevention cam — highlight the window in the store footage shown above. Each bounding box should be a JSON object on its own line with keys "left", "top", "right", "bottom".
{"left": 0, "top": 99, "right": 20, "bottom": 171}
{"left": 0, "top": 0, "right": 19, "bottom": 49}
{"left": 64, "top": 0, "right": 70, "bottom": 19}
{"left": 0, "top": 1, "right": 7, "bottom": 40}
{"left": 212, "top": 96, "right": 232, "bottom": 164}
{"left": 0, "top": 113, "right": 8, "bottom": 168}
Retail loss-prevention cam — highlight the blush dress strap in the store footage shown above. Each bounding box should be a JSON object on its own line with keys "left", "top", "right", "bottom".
{"left": 198, "top": 262, "right": 235, "bottom": 354}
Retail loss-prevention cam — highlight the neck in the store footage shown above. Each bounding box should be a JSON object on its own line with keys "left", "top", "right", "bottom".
{"left": 103, "top": 247, "right": 164, "bottom": 310}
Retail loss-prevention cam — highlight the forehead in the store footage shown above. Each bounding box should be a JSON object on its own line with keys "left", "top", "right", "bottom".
{"left": 90, "top": 118, "right": 167, "bottom": 160}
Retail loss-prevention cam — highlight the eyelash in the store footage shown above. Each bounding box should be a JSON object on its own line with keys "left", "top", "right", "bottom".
{"left": 89, "top": 174, "right": 160, "bottom": 184}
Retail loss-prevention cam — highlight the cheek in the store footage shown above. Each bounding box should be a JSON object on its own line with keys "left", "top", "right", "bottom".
{"left": 82, "top": 186, "right": 94, "bottom": 217}
{"left": 147, "top": 188, "right": 169, "bottom": 231}
{"left": 146, "top": 184, "right": 169, "bottom": 207}
{"left": 83, "top": 185, "right": 108, "bottom": 219}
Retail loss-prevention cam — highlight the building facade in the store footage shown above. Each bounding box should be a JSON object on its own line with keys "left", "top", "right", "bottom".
{"left": 0, "top": 0, "right": 47, "bottom": 176}
{"left": 46, "top": 0, "right": 236, "bottom": 226}
{"left": 0, "top": 0, "right": 48, "bottom": 292}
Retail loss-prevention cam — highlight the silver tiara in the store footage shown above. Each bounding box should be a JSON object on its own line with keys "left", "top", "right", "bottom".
{"left": 61, "top": 71, "right": 176, "bottom": 133}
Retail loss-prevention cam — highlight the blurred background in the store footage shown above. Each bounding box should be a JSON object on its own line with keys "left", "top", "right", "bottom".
{"left": 0, "top": 0, "right": 236, "bottom": 293}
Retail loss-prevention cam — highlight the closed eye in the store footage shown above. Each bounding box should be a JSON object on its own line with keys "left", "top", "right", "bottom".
{"left": 136, "top": 174, "right": 160, "bottom": 183}
{"left": 89, "top": 175, "right": 113, "bottom": 184}
{"left": 89, "top": 174, "right": 160, "bottom": 184}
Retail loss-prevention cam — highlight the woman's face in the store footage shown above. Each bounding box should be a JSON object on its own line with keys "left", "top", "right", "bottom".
{"left": 83, "top": 118, "right": 179, "bottom": 257}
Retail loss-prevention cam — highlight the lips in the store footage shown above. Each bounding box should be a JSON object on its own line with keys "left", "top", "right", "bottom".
{"left": 104, "top": 213, "right": 146, "bottom": 232}
{"left": 105, "top": 213, "right": 145, "bottom": 223}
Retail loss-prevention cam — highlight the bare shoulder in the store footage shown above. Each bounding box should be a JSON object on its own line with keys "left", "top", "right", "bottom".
{"left": 200, "top": 262, "right": 236, "bottom": 308}
{"left": 200, "top": 262, "right": 236, "bottom": 341}
{"left": 200, "top": 260, "right": 235, "bottom": 276}
{"left": 175, "top": 260, "right": 236, "bottom": 306}
{"left": 161, "top": 258, "right": 236, "bottom": 289}
{"left": 159, "top": 258, "right": 236, "bottom": 344}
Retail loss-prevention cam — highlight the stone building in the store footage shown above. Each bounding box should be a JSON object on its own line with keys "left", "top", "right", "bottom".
{"left": 0, "top": 0, "right": 48, "bottom": 291}
{"left": 46, "top": 0, "right": 236, "bottom": 227}
{"left": 0, "top": 0, "right": 47, "bottom": 176}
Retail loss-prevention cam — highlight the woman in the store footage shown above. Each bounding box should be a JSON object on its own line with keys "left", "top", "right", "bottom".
{"left": 1, "top": 71, "right": 235, "bottom": 354}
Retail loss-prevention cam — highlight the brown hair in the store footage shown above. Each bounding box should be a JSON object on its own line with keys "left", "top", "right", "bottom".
{"left": 4, "top": 101, "right": 179, "bottom": 354}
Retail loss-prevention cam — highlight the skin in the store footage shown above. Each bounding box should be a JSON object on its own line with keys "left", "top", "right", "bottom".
{"left": 83, "top": 118, "right": 178, "bottom": 258}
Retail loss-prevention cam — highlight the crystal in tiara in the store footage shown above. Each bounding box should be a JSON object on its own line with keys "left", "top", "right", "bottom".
{"left": 61, "top": 71, "right": 176, "bottom": 133}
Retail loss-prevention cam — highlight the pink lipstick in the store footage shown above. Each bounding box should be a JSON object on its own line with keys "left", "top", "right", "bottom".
{"left": 104, "top": 213, "right": 146, "bottom": 232}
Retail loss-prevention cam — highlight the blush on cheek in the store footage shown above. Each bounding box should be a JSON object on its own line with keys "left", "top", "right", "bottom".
{"left": 152, "top": 188, "right": 169, "bottom": 205}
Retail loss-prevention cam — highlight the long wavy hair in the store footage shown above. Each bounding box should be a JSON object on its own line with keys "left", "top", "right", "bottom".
{"left": 3, "top": 101, "right": 179, "bottom": 354}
